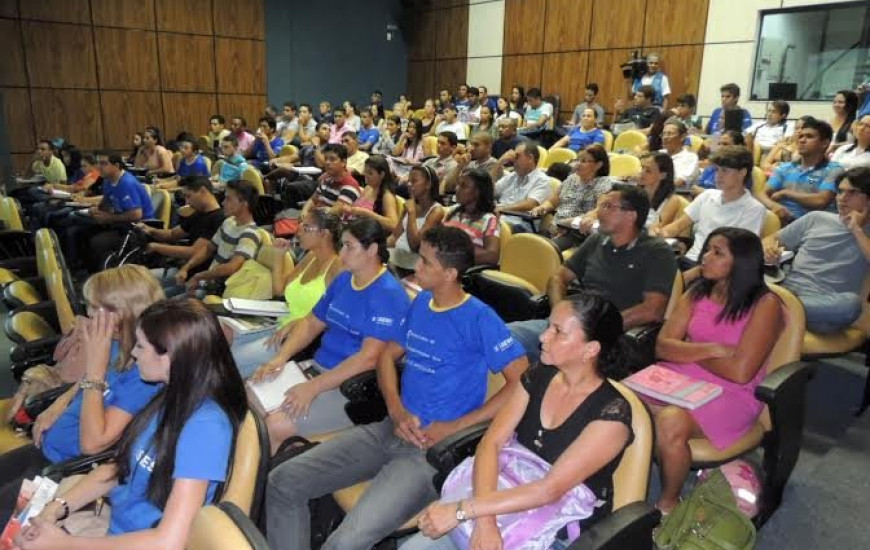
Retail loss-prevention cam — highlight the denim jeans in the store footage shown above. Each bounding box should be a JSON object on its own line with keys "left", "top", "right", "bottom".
{"left": 789, "top": 287, "right": 862, "bottom": 334}
{"left": 266, "top": 417, "right": 439, "bottom": 550}
{"left": 508, "top": 319, "right": 549, "bottom": 364}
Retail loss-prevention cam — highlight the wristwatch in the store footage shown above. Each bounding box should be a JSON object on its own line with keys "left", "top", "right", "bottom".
{"left": 79, "top": 379, "right": 108, "bottom": 392}
{"left": 455, "top": 500, "right": 468, "bottom": 522}
{"left": 53, "top": 498, "right": 70, "bottom": 521}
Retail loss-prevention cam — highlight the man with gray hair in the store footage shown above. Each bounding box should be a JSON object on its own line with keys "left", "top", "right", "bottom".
{"left": 632, "top": 52, "right": 671, "bottom": 111}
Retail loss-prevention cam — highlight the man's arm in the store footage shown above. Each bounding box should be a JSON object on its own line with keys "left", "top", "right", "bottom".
{"left": 621, "top": 291, "right": 670, "bottom": 329}
{"left": 92, "top": 208, "right": 142, "bottom": 224}
{"left": 497, "top": 197, "right": 539, "bottom": 213}
{"left": 177, "top": 241, "right": 216, "bottom": 279}
{"left": 771, "top": 189, "right": 836, "bottom": 210}
{"left": 546, "top": 267, "right": 578, "bottom": 309}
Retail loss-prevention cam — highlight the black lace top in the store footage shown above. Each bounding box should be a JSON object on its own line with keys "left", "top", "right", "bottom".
{"left": 515, "top": 364, "right": 634, "bottom": 524}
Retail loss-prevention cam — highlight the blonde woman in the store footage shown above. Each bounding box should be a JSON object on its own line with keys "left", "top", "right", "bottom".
{"left": 0, "top": 265, "right": 165, "bottom": 525}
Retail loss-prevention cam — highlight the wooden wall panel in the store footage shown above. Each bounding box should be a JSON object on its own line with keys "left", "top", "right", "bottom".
{"left": 408, "top": 11, "right": 437, "bottom": 61}
{"left": 589, "top": 0, "right": 647, "bottom": 50}
{"left": 407, "top": 61, "right": 435, "bottom": 106}
{"left": 437, "top": 5, "right": 469, "bottom": 60}
{"left": 0, "top": 20, "right": 27, "bottom": 87}
{"left": 503, "top": 0, "right": 546, "bottom": 55}
{"left": 501, "top": 55, "right": 543, "bottom": 95}
{"left": 19, "top": 0, "right": 90, "bottom": 24}
{"left": 23, "top": 22, "right": 97, "bottom": 89}
{"left": 91, "top": 0, "right": 155, "bottom": 30}
{"left": 162, "top": 93, "right": 218, "bottom": 139}
{"left": 435, "top": 59, "right": 467, "bottom": 99}
{"left": 94, "top": 28, "right": 160, "bottom": 90}
{"left": 216, "top": 38, "right": 266, "bottom": 94}
{"left": 586, "top": 49, "right": 635, "bottom": 109}
{"left": 159, "top": 34, "right": 215, "bottom": 92}
{"left": 656, "top": 45, "right": 704, "bottom": 100}
{"left": 543, "top": 0, "right": 593, "bottom": 53}
{"left": 156, "top": 0, "right": 213, "bottom": 35}
{"left": 0, "top": 0, "right": 18, "bottom": 18}
{"left": 31, "top": 90, "right": 103, "bottom": 149}
{"left": 644, "top": 0, "right": 709, "bottom": 47}
{"left": 213, "top": 0, "right": 265, "bottom": 39}
{"left": 1, "top": 88, "right": 35, "bottom": 152}
{"left": 542, "top": 52, "right": 589, "bottom": 116}
{"left": 218, "top": 94, "right": 266, "bottom": 131}
{"left": 11, "top": 154, "right": 33, "bottom": 174}
{"left": 100, "top": 91, "right": 163, "bottom": 149}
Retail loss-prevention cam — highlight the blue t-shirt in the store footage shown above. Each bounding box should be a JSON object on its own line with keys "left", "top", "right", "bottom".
{"left": 311, "top": 270, "right": 409, "bottom": 369}
{"left": 251, "top": 136, "right": 285, "bottom": 163}
{"left": 107, "top": 400, "right": 233, "bottom": 535}
{"left": 698, "top": 166, "right": 717, "bottom": 190}
{"left": 767, "top": 160, "right": 842, "bottom": 218}
{"left": 358, "top": 127, "right": 380, "bottom": 148}
{"left": 104, "top": 171, "right": 155, "bottom": 218}
{"left": 705, "top": 107, "right": 752, "bottom": 135}
{"left": 42, "top": 353, "right": 160, "bottom": 462}
{"left": 176, "top": 155, "right": 209, "bottom": 178}
{"left": 219, "top": 154, "right": 249, "bottom": 183}
{"left": 399, "top": 292, "right": 525, "bottom": 426}
{"left": 567, "top": 127, "right": 605, "bottom": 152}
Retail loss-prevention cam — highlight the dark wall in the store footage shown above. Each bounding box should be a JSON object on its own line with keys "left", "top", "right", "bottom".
{"left": 265, "top": 0, "right": 408, "bottom": 109}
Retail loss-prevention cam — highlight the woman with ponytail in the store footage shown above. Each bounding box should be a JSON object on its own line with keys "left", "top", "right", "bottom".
{"left": 16, "top": 299, "right": 247, "bottom": 549}
{"left": 406, "top": 292, "right": 634, "bottom": 550}
{"left": 252, "top": 218, "right": 411, "bottom": 454}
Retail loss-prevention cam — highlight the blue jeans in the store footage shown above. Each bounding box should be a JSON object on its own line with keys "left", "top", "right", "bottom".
{"left": 789, "top": 287, "right": 862, "bottom": 334}
{"left": 508, "top": 319, "right": 549, "bottom": 364}
{"left": 266, "top": 417, "right": 439, "bottom": 550}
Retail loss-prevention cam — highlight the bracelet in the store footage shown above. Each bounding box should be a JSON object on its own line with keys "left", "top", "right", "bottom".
{"left": 79, "top": 379, "right": 108, "bottom": 392}
{"left": 53, "top": 498, "right": 70, "bottom": 521}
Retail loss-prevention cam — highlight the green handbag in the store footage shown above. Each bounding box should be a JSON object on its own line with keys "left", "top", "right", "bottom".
{"left": 654, "top": 469, "right": 756, "bottom": 550}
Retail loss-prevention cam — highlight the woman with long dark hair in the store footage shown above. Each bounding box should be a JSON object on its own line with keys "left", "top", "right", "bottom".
{"left": 15, "top": 299, "right": 247, "bottom": 547}
{"left": 340, "top": 154, "right": 399, "bottom": 231}
{"left": 252, "top": 218, "right": 410, "bottom": 453}
{"left": 831, "top": 89, "right": 858, "bottom": 146}
{"left": 651, "top": 227, "right": 783, "bottom": 513}
{"left": 442, "top": 168, "right": 500, "bottom": 265}
{"left": 389, "top": 165, "right": 445, "bottom": 275}
{"left": 638, "top": 152, "right": 682, "bottom": 231}
{"left": 134, "top": 126, "right": 174, "bottom": 175}
{"left": 509, "top": 86, "right": 526, "bottom": 112}
{"left": 406, "top": 293, "right": 634, "bottom": 550}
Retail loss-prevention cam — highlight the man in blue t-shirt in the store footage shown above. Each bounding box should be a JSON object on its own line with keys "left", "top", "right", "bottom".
{"left": 266, "top": 227, "right": 528, "bottom": 550}
{"left": 705, "top": 83, "right": 752, "bottom": 135}
{"left": 248, "top": 116, "right": 284, "bottom": 172}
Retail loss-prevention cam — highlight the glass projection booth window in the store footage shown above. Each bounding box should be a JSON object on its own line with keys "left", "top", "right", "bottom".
{"left": 751, "top": 2, "right": 870, "bottom": 102}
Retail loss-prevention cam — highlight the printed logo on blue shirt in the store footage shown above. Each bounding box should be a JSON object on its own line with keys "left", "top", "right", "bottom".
{"left": 494, "top": 336, "right": 516, "bottom": 352}
{"left": 135, "top": 449, "right": 156, "bottom": 473}
{"left": 372, "top": 315, "right": 394, "bottom": 326}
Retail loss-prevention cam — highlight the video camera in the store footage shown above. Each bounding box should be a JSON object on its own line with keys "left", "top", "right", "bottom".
{"left": 621, "top": 51, "right": 648, "bottom": 81}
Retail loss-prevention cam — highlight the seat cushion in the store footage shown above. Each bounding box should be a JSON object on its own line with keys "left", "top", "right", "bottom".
{"left": 7, "top": 312, "right": 57, "bottom": 343}
{"left": 689, "top": 421, "right": 765, "bottom": 465}
{"left": 480, "top": 270, "right": 539, "bottom": 295}
{"left": 802, "top": 328, "right": 865, "bottom": 356}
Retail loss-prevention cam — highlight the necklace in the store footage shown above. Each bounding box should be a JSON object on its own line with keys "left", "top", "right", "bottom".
{"left": 533, "top": 428, "right": 544, "bottom": 450}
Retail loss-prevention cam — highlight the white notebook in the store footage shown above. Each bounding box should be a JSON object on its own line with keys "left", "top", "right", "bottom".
{"left": 50, "top": 189, "right": 71, "bottom": 198}
{"left": 290, "top": 166, "right": 323, "bottom": 175}
{"left": 246, "top": 361, "right": 309, "bottom": 414}
{"left": 224, "top": 298, "right": 289, "bottom": 318}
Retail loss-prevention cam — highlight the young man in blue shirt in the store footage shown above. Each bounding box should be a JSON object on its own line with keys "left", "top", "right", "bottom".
{"left": 705, "top": 83, "right": 752, "bottom": 135}
{"left": 266, "top": 226, "right": 529, "bottom": 550}
{"left": 249, "top": 116, "right": 284, "bottom": 172}
{"left": 357, "top": 110, "right": 380, "bottom": 152}
{"left": 215, "top": 134, "right": 249, "bottom": 190}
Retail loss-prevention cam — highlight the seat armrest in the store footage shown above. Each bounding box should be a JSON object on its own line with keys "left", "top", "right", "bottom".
{"left": 755, "top": 360, "right": 814, "bottom": 405}
{"left": 567, "top": 501, "right": 661, "bottom": 550}
{"left": 426, "top": 422, "right": 490, "bottom": 492}
{"left": 41, "top": 448, "right": 116, "bottom": 482}
{"left": 339, "top": 370, "right": 380, "bottom": 403}
{"left": 10, "top": 336, "right": 62, "bottom": 366}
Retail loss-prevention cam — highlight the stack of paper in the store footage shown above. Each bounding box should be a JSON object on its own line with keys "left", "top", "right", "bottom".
{"left": 246, "top": 361, "right": 309, "bottom": 414}
{"left": 624, "top": 364, "right": 722, "bottom": 410}
{"left": 223, "top": 298, "right": 289, "bottom": 318}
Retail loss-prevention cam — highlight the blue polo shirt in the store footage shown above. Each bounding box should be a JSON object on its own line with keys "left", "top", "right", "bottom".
{"left": 399, "top": 292, "right": 525, "bottom": 426}
{"left": 311, "top": 269, "right": 410, "bottom": 369}
{"left": 176, "top": 155, "right": 209, "bottom": 178}
{"left": 706, "top": 107, "right": 752, "bottom": 134}
{"left": 358, "top": 126, "right": 380, "bottom": 148}
{"left": 767, "top": 159, "right": 843, "bottom": 218}
{"left": 104, "top": 171, "right": 154, "bottom": 218}
{"left": 567, "top": 127, "right": 605, "bottom": 152}
{"left": 251, "top": 136, "right": 285, "bottom": 163}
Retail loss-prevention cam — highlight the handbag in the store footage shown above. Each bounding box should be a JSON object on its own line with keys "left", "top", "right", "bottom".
{"left": 654, "top": 469, "right": 756, "bottom": 550}
{"left": 440, "top": 437, "right": 600, "bottom": 550}
{"left": 223, "top": 259, "right": 273, "bottom": 300}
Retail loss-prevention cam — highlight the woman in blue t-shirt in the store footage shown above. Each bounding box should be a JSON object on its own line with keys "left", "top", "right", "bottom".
{"left": 251, "top": 218, "right": 411, "bottom": 454}
{"left": 0, "top": 265, "right": 164, "bottom": 525}
{"left": 15, "top": 299, "right": 247, "bottom": 547}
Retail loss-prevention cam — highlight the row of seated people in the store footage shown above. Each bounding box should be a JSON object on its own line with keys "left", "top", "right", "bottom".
{"left": 0, "top": 210, "right": 835, "bottom": 548}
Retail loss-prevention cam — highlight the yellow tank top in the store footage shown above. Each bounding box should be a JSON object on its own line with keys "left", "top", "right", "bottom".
{"left": 280, "top": 256, "right": 336, "bottom": 326}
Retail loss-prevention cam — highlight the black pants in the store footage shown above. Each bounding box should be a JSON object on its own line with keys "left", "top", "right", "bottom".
{"left": 0, "top": 444, "right": 52, "bottom": 526}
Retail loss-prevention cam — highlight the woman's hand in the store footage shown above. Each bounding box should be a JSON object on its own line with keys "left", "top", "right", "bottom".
{"left": 280, "top": 380, "right": 320, "bottom": 420}
{"left": 250, "top": 358, "right": 285, "bottom": 382}
{"left": 265, "top": 324, "right": 293, "bottom": 351}
{"left": 32, "top": 405, "right": 64, "bottom": 448}
{"left": 470, "top": 517, "right": 503, "bottom": 550}
{"left": 15, "top": 517, "right": 71, "bottom": 550}
{"left": 35, "top": 501, "right": 63, "bottom": 526}
{"left": 272, "top": 238, "right": 292, "bottom": 251}
{"left": 417, "top": 501, "right": 460, "bottom": 539}
{"left": 708, "top": 343, "right": 736, "bottom": 359}
{"left": 80, "top": 309, "right": 117, "bottom": 381}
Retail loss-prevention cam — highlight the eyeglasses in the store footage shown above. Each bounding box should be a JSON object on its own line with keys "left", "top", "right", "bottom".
{"left": 300, "top": 223, "right": 322, "bottom": 232}
{"left": 598, "top": 202, "right": 631, "bottom": 212}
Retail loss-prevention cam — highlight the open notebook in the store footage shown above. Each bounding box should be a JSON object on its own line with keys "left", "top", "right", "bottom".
{"left": 246, "top": 360, "right": 313, "bottom": 414}
{"left": 223, "top": 298, "right": 289, "bottom": 318}
{"left": 624, "top": 364, "right": 722, "bottom": 410}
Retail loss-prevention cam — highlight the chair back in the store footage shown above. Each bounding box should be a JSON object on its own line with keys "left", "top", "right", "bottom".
{"left": 536, "top": 145, "right": 549, "bottom": 169}
{"left": 499, "top": 233, "right": 561, "bottom": 293}
{"left": 761, "top": 209, "right": 781, "bottom": 238}
{"left": 414, "top": 108, "right": 427, "bottom": 120}
{"left": 751, "top": 166, "right": 767, "bottom": 197}
{"left": 753, "top": 141, "right": 762, "bottom": 166}
{"left": 395, "top": 195, "right": 406, "bottom": 224}
{"left": 254, "top": 228, "right": 273, "bottom": 249}
{"left": 203, "top": 156, "right": 213, "bottom": 174}
{"left": 218, "top": 410, "right": 269, "bottom": 519}
{"left": 0, "top": 197, "right": 24, "bottom": 231}
{"left": 757, "top": 284, "right": 806, "bottom": 431}
{"left": 602, "top": 130, "right": 614, "bottom": 151}
{"left": 610, "top": 380, "right": 654, "bottom": 509}
{"left": 498, "top": 220, "right": 513, "bottom": 263}
{"left": 609, "top": 154, "right": 642, "bottom": 178}
{"left": 687, "top": 135, "right": 704, "bottom": 153}
{"left": 46, "top": 268, "right": 76, "bottom": 335}
{"left": 187, "top": 503, "right": 268, "bottom": 550}
{"left": 279, "top": 144, "right": 298, "bottom": 158}
{"left": 150, "top": 189, "right": 172, "bottom": 229}
{"left": 255, "top": 245, "right": 294, "bottom": 273}
{"left": 613, "top": 130, "right": 647, "bottom": 152}
{"left": 544, "top": 147, "right": 576, "bottom": 168}
{"left": 422, "top": 135, "right": 438, "bottom": 157}
{"left": 242, "top": 167, "right": 265, "bottom": 195}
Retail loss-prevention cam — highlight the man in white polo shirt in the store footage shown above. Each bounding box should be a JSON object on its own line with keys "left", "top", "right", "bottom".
{"left": 653, "top": 145, "right": 767, "bottom": 270}
{"left": 661, "top": 119, "right": 698, "bottom": 190}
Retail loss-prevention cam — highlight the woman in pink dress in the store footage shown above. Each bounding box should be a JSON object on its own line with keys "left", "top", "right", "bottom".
{"left": 652, "top": 227, "right": 783, "bottom": 513}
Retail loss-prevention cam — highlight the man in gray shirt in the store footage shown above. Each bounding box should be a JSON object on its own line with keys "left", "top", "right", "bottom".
{"left": 763, "top": 166, "right": 870, "bottom": 333}
{"left": 493, "top": 142, "right": 551, "bottom": 231}
{"left": 570, "top": 83, "right": 606, "bottom": 126}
